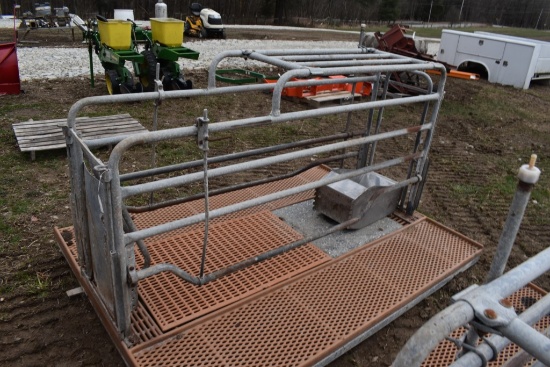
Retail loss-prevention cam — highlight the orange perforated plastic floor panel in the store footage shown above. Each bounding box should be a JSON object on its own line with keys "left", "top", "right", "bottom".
{"left": 421, "top": 284, "right": 549, "bottom": 367}
{"left": 136, "top": 210, "right": 330, "bottom": 331}
{"left": 54, "top": 166, "right": 483, "bottom": 367}
{"left": 126, "top": 218, "right": 481, "bottom": 367}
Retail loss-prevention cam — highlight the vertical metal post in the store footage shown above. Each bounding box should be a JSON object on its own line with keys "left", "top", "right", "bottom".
{"left": 149, "top": 63, "right": 162, "bottom": 205}
{"left": 13, "top": 4, "right": 20, "bottom": 43}
{"left": 485, "top": 154, "right": 541, "bottom": 283}
{"left": 197, "top": 109, "right": 210, "bottom": 278}
{"left": 87, "top": 21, "right": 95, "bottom": 88}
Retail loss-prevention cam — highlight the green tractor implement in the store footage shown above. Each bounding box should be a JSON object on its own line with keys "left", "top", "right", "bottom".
{"left": 77, "top": 16, "right": 199, "bottom": 95}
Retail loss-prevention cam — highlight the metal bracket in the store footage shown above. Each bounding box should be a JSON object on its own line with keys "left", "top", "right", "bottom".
{"left": 456, "top": 287, "right": 518, "bottom": 328}
{"left": 154, "top": 62, "right": 165, "bottom": 105}
{"left": 94, "top": 164, "right": 112, "bottom": 182}
{"left": 196, "top": 109, "right": 210, "bottom": 152}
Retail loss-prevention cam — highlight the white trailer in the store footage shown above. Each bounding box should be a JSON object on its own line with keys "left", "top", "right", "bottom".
{"left": 437, "top": 29, "right": 550, "bottom": 89}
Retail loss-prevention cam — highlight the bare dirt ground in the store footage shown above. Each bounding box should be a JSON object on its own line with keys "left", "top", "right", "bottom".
{"left": 1, "top": 27, "right": 550, "bottom": 367}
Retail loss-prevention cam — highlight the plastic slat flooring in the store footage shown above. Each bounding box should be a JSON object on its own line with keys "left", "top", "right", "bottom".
{"left": 421, "top": 284, "right": 550, "bottom": 367}
{"left": 129, "top": 218, "right": 482, "bottom": 367}
{"left": 136, "top": 210, "right": 330, "bottom": 331}
{"left": 54, "top": 165, "right": 484, "bottom": 366}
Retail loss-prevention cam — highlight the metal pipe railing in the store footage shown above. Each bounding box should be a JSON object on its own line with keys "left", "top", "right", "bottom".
{"left": 449, "top": 292, "right": 550, "bottom": 367}
{"left": 393, "top": 158, "right": 544, "bottom": 366}
{"left": 119, "top": 124, "right": 431, "bottom": 199}
{"left": 63, "top": 47, "right": 446, "bottom": 340}
{"left": 132, "top": 217, "right": 361, "bottom": 286}
{"left": 123, "top": 153, "right": 421, "bottom": 245}
{"left": 119, "top": 132, "right": 352, "bottom": 183}
{"left": 126, "top": 152, "right": 357, "bottom": 214}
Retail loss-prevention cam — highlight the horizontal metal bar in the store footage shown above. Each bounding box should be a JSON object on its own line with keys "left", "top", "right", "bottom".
{"left": 121, "top": 124, "right": 430, "bottom": 199}
{"left": 126, "top": 153, "right": 357, "bottom": 213}
{"left": 120, "top": 133, "right": 351, "bottom": 182}
{"left": 85, "top": 76, "right": 379, "bottom": 150}
{"left": 109, "top": 94, "right": 437, "bottom": 182}
{"left": 135, "top": 217, "right": 360, "bottom": 285}
{"left": 271, "top": 66, "right": 441, "bottom": 115}
{"left": 124, "top": 153, "right": 420, "bottom": 244}
{"left": 298, "top": 58, "right": 415, "bottom": 68}
{"left": 279, "top": 53, "right": 394, "bottom": 62}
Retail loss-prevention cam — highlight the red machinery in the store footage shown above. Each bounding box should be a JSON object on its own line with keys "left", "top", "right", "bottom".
{"left": 0, "top": 43, "right": 21, "bottom": 95}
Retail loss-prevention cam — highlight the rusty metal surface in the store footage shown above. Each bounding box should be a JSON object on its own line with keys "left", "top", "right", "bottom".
{"left": 129, "top": 218, "right": 481, "bottom": 366}
{"left": 421, "top": 284, "right": 550, "bottom": 367}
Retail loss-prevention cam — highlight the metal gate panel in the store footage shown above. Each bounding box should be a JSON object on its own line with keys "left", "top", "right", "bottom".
{"left": 84, "top": 167, "right": 116, "bottom": 316}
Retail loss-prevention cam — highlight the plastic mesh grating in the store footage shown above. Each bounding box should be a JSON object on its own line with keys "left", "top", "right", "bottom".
{"left": 132, "top": 218, "right": 482, "bottom": 367}
{"left": 421, "top": 284, "right": 549, "bottom": 367}
{"left": 137, "top": 210, "right": 330, "bottom": 331}
{"left": 131, "top": 301, "right": 163, "bottom": 344}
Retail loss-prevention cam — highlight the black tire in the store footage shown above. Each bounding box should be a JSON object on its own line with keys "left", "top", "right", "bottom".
{"left": 171, "top": 78, "right": 193, "bottom": 90}
{"left": 199, "top": 27, "right": 208, "bottom": 38}
{"left": 134, "top": 82, "right": 144, "bottom": 93}
{"left": 184, "top": 21, "right": 190, "bottom": 36}
{"left": 120, "top": 76, "right": 134, "bottom": 94}
{"left": 139, "top": 50, "right": 158, "bottom": 92}
{"left": 105, "top": 69, "right": 120, "bottom": 95}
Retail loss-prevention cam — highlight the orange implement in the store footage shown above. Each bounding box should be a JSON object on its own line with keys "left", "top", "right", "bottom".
{"left": 428, "top": 69, "right": 480, "bottom": 80}
{"left": 264, "top": 75, "right": 372, "bottom": 98}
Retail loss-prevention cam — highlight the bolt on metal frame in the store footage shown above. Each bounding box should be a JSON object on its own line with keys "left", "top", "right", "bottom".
{"left": 393, "top": 158, "right": 547, "bottom": 367}
{"left": 63, "top": 44, "right": 447, "bottom": 342}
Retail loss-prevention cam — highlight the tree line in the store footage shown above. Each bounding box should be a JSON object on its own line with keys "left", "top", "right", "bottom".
{"left": 3, "top": 0, "right": 550, "bottom": 29}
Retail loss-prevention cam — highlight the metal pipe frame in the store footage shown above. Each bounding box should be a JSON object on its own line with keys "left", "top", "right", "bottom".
{"left": 118, "top": 124, "right": 431, "bottom": 200}
{"left": 448, "top": 292, "right": 550, "bottom": 367}
{"left": 123, "top": 153, "right": 422, "bottom": 245}
{"left": 394, "top": 162, "right": 544, "bottom": 366}
{"left": 126, "top": 152, "right": 357, "bottom": 214}
{"left": 393, "top": 237, "right": 550, "bottom": 367}
{"left": 63, "top": 47, "right": 447, "bottom": 338}
{"left": 119, "top": 132, "right": 352, "bottom": 183}
{"left": 132, "top": 217, "right": 361, "bottom": 286}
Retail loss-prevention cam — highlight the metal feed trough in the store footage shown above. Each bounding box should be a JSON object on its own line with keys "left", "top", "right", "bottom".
{"left": 55, "top": 32, "right": 486, "bottom": 366}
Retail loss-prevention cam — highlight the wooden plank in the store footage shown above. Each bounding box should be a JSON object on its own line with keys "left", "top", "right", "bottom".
{"left": 17, "top": 123, "right": 146, "bottom": 146}
{"left": 282, "top": 92, "right": 362, "bottom": 108}
{"left": 12, "top": 114, "right": 148, "bottom": 158}
{"left": 305, "top": 91, "right": 361, "bottom": 108}
{"left": 12, "top": 117, "right": 86, "bottom": 128}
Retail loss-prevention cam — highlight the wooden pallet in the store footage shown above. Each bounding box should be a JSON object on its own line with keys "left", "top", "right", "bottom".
{"left": 12, "top": 113, "right": 148, "bottom": 160}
